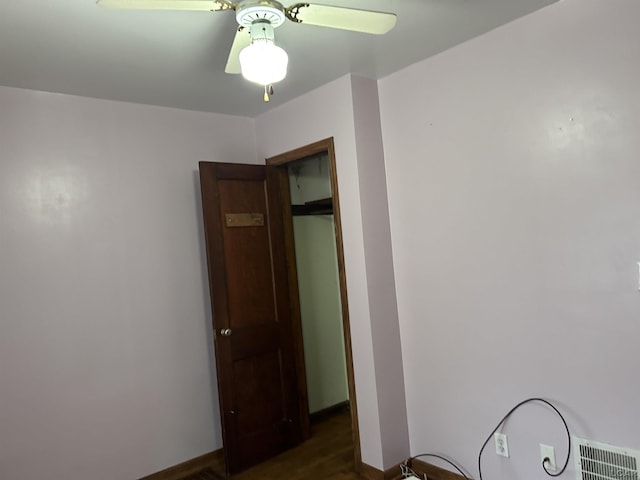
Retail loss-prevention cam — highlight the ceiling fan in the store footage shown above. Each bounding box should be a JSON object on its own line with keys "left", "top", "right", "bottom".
{"left": 97, "top": 0, "right": 397, "bottom": 101}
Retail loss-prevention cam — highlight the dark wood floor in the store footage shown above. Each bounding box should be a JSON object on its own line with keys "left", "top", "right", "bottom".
{"left": 212, "top": 410, "right": 360, "bottom": 480}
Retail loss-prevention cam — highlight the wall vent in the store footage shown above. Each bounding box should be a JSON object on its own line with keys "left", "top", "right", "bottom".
{"left": 574, "top": 436, "right": 640, "bottom": 480}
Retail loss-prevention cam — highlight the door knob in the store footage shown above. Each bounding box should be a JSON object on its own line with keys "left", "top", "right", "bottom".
{"left": 220, "top": 328, "right": 232, "bottom": 336}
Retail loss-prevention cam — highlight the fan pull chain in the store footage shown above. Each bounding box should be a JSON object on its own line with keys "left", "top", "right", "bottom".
{"left": 263, "top": 85, "right": 275, "bottom": 102}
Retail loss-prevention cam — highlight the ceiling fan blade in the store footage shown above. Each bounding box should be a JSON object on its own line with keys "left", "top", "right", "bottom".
{"left": 287, "top": 4, "right": 396, "bottom": 35}
{"left": 225, "top": 26, "right": 250, "bottom": 74}
{"left": 96, "top": 0, "right": 234, "bottom": 11}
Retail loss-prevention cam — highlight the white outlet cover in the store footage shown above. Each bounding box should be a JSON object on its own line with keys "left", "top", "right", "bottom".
{"left": 540, "top": 444, "right": 556, "bottom": 472}
{"left": 495, "top": 432, "right": 509, "bottom": 458}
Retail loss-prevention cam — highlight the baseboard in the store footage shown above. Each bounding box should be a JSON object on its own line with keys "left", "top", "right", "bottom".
{"left": 137, "top": 450, "right": 466, "bottom": 480}
{"left": 138, "top": 450, "right": 224, "bottom": 480}
{"left": 410, "top": 459, "right": 467, "bottom": 480}
{"left": 360, "top": 461, "right": 404, "bottom": 480}
{"left": 309, "top": 400, "right": 350, "bottom": 423}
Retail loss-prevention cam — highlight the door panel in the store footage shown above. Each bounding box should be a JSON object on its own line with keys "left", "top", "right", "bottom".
{"left": 218, "top": 179, "right": 276, "bottom": 325}
{"left": 199, "top": 162, "right": 303, "bottom": 474}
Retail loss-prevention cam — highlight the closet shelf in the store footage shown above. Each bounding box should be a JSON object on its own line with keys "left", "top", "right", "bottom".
{"left": 291, "top": 197, "right": 333, "bottom": 216}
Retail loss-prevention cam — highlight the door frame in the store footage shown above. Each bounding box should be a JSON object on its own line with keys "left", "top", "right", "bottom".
{"left": 266, "top": 137, "right": 362, "bottom": 472}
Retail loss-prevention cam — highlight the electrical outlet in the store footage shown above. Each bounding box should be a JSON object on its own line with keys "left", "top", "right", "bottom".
{"left": 495, "top": 432, "right": 509, "bottom": 458}
{"left": 540, "top": 444, "right": 556, "bottom": 472}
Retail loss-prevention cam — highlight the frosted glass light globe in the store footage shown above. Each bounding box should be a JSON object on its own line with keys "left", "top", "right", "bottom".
{"left": 239, "top": 39, "right": 288, "bottom": 86}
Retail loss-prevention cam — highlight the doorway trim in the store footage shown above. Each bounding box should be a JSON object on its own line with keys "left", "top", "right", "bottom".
{"left": 266, "top": 137, "right": 362, "bottom": 472}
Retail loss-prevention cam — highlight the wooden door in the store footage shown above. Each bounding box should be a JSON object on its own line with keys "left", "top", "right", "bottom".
{"left": 198, "top": 162, "right": 303, "bottom": 474}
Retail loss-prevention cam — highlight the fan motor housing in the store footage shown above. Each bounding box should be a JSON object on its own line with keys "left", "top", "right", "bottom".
{"left": 236, "top": 0, "right": 286, "bottom": 28}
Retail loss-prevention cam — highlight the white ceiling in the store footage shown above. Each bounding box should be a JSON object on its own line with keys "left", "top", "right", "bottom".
{"left": 0, "top": 0, "right": 557, "bottom": 117}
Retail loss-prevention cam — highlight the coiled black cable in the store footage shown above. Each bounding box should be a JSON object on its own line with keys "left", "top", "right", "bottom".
{"left": 477, "top": 397, "right": 571, "bottom": 480}
{"left": 405, "top": 453, "right": 471, "bottom": 479}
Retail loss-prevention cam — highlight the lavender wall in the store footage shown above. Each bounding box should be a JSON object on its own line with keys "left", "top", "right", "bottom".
{"left": 255, "top": 76, "right": 410, "bottom": 470}
{"left": 6, "top": 1, "right": 637, "bottom": 476}
{"left": 350, "top": 76, "right": 409, "bottom": 468}
{"left": 378, "top": 0, "right": 640, "bottom": 478}
{"left": 0, "top": 86, "right": 256, "bottom": 480}
{"left": 255, "top": 77, "right": 385, "bottom": 468}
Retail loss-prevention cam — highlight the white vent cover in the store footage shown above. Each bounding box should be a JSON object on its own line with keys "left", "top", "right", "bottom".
{"left": 574, "top": 436, "right": 640, "bottom": 480}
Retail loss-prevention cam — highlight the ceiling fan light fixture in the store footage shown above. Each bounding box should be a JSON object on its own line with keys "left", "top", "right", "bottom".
{"left": 235, "top": 1, "right": 286, "bottom": 28}
{"left": 239, "top": 21, "right": 288, "bottom": 86}
{"left": 239, "top": 40, "right": 288, "bottom": 85}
